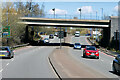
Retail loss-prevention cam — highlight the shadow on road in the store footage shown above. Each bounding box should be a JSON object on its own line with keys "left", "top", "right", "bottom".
{"left": 81, "top": 56, "right": 99, "bottom": 59}
{"left": 109, "top": 71, "right": 120, "bottom": 76}
{"left": 29, "top": 41, "right": 99, "bottom": 48}
{"left": 0, "top": 57, "right": 11, "bottom": 59}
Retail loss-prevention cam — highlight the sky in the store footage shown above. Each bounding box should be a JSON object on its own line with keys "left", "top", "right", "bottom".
{"left": 41, "top": 2, "right": 118, "bottom": 19}
{"left": 1, "top": 0, "right": 120, "bottom": 2}
{"left": 1, "top": 0, "right": 119, "bottom": 19}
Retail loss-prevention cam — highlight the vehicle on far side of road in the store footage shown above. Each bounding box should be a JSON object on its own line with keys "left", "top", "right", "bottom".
{"left": 112, "top": 55, "right": 120, "bottom": 74}
{"left": 44, "top": 38, "right": 50, "bottom": 43}
{"left": 54, "top": 32, "right": 58, "bottom": 36}
{"left": 85, "top": 33, "right": 91, "bottom": 36}
{"left": 0, "top": 46, "right": 14, "bottom": 59}
{"left": 49, "top": 34, "right": 54, "bottom": 39}
{"left": 38, "top": 39, "right": 45, "bottom": 44}
{"left": 75, "top": 31, "right": 80, "bottom": 37}
{"left": 74, "top": 43, "right": 81, "bottom": 50}
{"left": 83, "top": 46, "right": 99, "bottom": 59}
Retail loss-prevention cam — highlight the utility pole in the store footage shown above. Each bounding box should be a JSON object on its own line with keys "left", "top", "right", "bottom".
{"left": 60, "top": 27, "right": 62, "bottom": 49}
{"left": 7, "top": 6, "right": 9, "bottom": 46}
{"left": 96, "top": 11, "right": 98, "bottom": 42}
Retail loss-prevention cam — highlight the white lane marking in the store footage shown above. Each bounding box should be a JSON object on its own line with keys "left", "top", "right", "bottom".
{"left": 11, "top": 59, "right": 14, "bottom": 61}
{"left": 6, "top": 63, "right": 9, "bottom": 66}
{"left": 0, "top": 69, "right": 3, "bottom": 72}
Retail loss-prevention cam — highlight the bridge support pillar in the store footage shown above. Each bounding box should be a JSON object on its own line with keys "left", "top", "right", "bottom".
{"left": 102, "top": 27, "right": 110, "bottom": 47}
{"left": 25, "top": 25, "right": 29, "bottom": 43}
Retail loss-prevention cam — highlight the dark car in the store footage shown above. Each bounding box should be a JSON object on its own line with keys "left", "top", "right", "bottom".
{"left": 0, "top": 46, "right": 14, "bottom": 59}
{"left": 83, "top": 46, "right": 99, "bottom": 59}
{"left": 38, "top": 39, "right": 45, "bottom": 44}
{"left": 85, "top": 34, "right": 91, "bottom": 36}
{"left": 112, "top": 55, "right": 120, "bottom": 74}
{"left": 49, "top": 34, "right": 54, "bottom": 39}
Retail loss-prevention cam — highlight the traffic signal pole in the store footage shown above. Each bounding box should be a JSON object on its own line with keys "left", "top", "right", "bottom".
{"left": 60, "top": 27, "right": 62, "bottom": 49}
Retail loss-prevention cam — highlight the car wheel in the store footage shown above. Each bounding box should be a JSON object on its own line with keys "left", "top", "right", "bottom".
{"left": 112, "top": 63, "right": 117, "bottom": 73}
{"left": 8, "top": 56, "right": 12, "bottom": 59}
{"left": 83, "top": 54, "right": 86, "bottom": 58}
{"left": 11, "top": 55, "right": 14, "bottom": 58}
{"left": 96, "top": 56, "right": 99, "bottom": 59}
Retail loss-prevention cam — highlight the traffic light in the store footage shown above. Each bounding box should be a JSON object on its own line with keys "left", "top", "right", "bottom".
{"left": 58, "top": 31, "right": 64, "bottom": 39}
{"left": 31, "top": 31, "right": 34, "bottom": 35}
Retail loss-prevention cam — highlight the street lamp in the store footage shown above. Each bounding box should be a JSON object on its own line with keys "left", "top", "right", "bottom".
{"left": 101, "top": 8, "right": 103, "bottom": 20}
{"left": 96, "top": 11, "right": 98, "bottom": 20}
{"left": 52, "top": 8, "right": 55, "bottom": 18}
{"left": 78, "top": 8, "right": 81, "bottom": 19}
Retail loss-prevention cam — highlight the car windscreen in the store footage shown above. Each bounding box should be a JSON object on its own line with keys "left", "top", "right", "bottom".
{"left": 75, "top": 43, "right": 80, "bottom": 45}
{"left": 0, "top": 47, "right": 9, "bottom": 52}
{"left": 0, "top": 47, "right": 8, "bottom": 50}
{"left": 86, "top": 47, "right": 96, "bottom": 50}
{"left": 44, "top": 38, "right": 49, "bottom": 40}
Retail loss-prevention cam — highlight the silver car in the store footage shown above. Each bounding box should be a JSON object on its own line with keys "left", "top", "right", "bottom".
{"left": 0, "top": 46, "right": 14, "bottom": 59}
{"left": 44, "top": 38, "right": 50, "bottom": 43}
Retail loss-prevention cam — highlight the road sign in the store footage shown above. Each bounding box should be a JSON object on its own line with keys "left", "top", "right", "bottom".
{"left": 2, "top": 26, "right": 10, "bottom": 38}
{"left": 58, "top": 31, "right": 64, "bottom": 39}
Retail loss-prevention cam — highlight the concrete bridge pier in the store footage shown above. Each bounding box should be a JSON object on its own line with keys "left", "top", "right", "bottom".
{"left": 102, "top": 27, "right": 111, "bottom": 47}
{"left": 25, "top": 25, "right": 29, "bottom": 43}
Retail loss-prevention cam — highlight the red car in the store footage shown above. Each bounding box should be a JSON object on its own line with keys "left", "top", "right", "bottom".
{"left": 83, "top": 46, "right": 99, "bottom": 59}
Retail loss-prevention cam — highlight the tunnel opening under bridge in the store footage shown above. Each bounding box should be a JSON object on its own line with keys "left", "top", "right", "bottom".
{"left": 24, "top": 24, "right": 111, "bottom": 48}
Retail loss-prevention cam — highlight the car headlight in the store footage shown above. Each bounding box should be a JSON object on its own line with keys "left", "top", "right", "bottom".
{"left": 96, "top": 52, "right": 99, "bottom": 54}
{"left": 87, "top": 52, "right": 89, "bottom": 53}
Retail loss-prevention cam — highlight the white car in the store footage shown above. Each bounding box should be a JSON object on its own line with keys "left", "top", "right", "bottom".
{"left": 44, "top": 38, "right": 50, "bottom": 43}
{"left": 75, "top": 33, "right": 80, "bottom": 37}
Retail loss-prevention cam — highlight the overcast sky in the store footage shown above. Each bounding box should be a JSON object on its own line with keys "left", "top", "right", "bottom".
{"left": 1, "top": 0, "right": 120, "bottom": 2}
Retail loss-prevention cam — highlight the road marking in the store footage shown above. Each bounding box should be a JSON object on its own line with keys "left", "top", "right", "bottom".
{"left": 101, "top": 52, "right": 114, "bottom": 58}
{"left": 6, "top": 63, "right": 9, "bottom": 66}
{"left": 11, "top": 59, "right": 14, "bottom": 61}
{"left": 0, "top": 69, "right": 3, "bottom": 72}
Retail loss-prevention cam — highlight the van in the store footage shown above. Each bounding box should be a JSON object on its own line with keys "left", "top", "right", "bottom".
{"left": 75, "top": 31, "right": 80, "bottom": 37}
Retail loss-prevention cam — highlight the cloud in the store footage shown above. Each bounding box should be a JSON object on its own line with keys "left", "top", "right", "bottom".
{"left": 77, "top": 6, "right": 93, "bottom": 14}
{"left": 49, "top": 8, "right": 67, "bottom": 15}
{"left": 114, "top": 5, "right": 118, "bottom": 12}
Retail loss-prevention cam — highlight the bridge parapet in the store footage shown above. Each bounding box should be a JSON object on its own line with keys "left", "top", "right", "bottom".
{"left": 19, "top": 17, "right": 110, "bottom": 28}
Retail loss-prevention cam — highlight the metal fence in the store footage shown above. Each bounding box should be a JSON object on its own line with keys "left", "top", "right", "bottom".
{"left": 24, "top": 14, "right": 110, "bottom": 20}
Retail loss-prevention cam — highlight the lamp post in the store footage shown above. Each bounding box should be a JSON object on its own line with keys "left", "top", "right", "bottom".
{"left": 101, "top": 8, "right": 103, "bottom": 20}
{"left": 96, "top": 11, "right": 98, "bottom": 20}
{"left": 96, "top": 11, "right": 98, "bottom": 42}
{"left": 78, "top": 8, "right": 81, "bottom": 19}
{"left": 52, "top": 8, "right": 55, "bottom": 18}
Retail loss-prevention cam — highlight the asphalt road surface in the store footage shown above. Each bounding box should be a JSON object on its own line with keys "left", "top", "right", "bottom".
{"left": 0, "top": 36, "right": 59, "bottom": 78}
{"left": 69, "top": 36, "right": 119, "bottom": 78}
{"left": 0, "top": 35, "right": 119, "bottom": 79}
